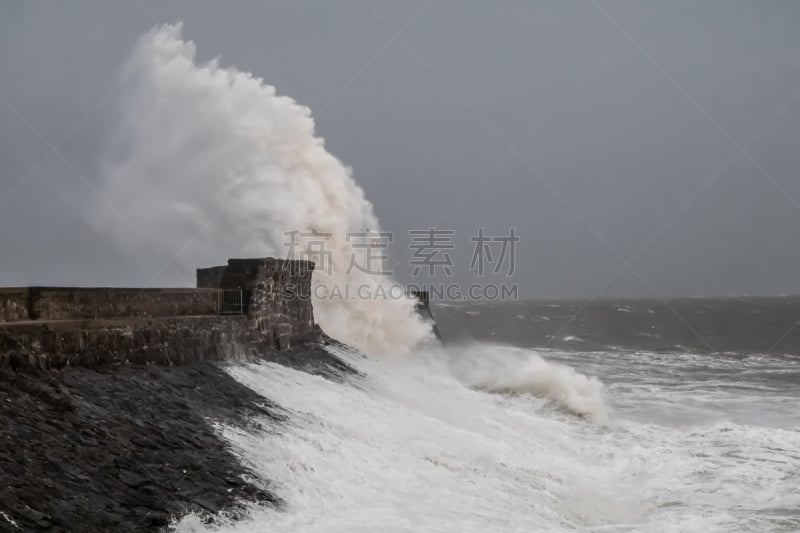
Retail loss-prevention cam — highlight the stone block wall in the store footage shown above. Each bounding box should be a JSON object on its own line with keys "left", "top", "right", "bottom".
{"left": 248, "top": 259, "right": 317, "bottom": 349}
{"left": 196, "top": 266, "right": 228, "bottom": 289}
{"left": 0, "top": 258, "right": 322, "bottom": 370}
{"left": 27, "top": 288, "right": 219, "bottom": 321}
{"left": 0, "top": 288, "right": 29, "bottom": 322}
{"left": 197, "top": 258, "right": 318, "bottom": 349}
{"left": 0, "top": 316, "right": 260, "bottom": 370}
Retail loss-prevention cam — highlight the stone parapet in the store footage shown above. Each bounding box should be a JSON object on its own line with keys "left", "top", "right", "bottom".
{"left": 0, "top": 258, "right": 320, "bottom": 371}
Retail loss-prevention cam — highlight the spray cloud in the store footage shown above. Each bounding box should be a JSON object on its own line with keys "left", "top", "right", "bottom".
{"left": 95, "top": 24, "right": 432, "bottom": 356}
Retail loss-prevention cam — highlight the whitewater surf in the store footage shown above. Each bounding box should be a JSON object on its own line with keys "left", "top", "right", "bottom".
{"left": 170, "top": 337, "right": 799, "bottom": 533}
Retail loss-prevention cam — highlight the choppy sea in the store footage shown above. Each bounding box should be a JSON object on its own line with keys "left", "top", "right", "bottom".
{"left": 178, "top": 299, "right": 800, "bottom": 533}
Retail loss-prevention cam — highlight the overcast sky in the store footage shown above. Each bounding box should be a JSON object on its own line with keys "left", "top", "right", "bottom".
{"left": 1, "top": 1, "right": 800, "bottom": 298}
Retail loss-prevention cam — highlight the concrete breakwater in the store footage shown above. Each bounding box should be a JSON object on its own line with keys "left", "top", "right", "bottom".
{"left": 0, "top": 258, "right": 318, "bottom": 371}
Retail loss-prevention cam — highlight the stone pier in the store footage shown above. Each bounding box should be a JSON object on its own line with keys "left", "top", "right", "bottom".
{"left": 0, "top": 258, "right": 319, "bottom": 371}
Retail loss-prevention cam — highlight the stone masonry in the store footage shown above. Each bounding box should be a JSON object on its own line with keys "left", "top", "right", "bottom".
{"left": 0, "top": 258, "right": 319, "bottom": 371}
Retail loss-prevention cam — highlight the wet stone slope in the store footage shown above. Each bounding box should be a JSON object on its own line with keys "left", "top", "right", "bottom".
{"left": 0, "top": 342, "right": 357, "bottom": 532}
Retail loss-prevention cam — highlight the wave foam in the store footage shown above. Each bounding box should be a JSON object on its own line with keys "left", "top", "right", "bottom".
{"left": 448, "top": 344, "right": 609, "bottom": 423}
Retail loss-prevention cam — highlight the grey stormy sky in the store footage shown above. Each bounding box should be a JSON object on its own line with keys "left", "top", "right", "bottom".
{"left": 1, "top": 1, "right": 800, "bottom": 298}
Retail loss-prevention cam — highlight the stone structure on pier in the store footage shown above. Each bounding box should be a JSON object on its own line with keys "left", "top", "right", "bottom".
{"left": 0, "top": 258, "right": 318, "bottom": 371}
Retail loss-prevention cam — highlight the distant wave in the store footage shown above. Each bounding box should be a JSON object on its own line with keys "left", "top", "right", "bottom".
{"left": 448, "top": 344, "right": 609, "bottom": 423}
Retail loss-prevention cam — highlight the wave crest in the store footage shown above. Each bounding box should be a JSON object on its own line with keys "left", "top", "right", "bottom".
{"left": 450, "top": 344, "right": 609, "bottom": 423}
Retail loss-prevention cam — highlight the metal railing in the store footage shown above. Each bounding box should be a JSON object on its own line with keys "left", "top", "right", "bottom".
{"left": 218, "top": 289, "right": 244, "bottom": 315}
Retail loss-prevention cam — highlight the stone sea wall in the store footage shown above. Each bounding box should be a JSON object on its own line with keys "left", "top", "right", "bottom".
{"left": 198, "top": 257, "right": 318, "bottom": 348}
{"left": 0, "top": 288, "right": 28, "bottom": 322}
{"left": 0, "top": 258, "right": 319, "bottom": 372}
{"left": 0, "top": 316, "right": 254, "bottom": 371}
{"left": 0, "top": 287, "right": 221, "bottom": 323}
{"left": 28, "top": 287, "right": 220, "bottom": 321}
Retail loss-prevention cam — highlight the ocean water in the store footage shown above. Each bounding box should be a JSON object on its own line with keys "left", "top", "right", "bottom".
{"left": 175, "top": 310, "right": 800, "bottom": 532}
